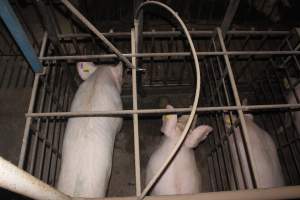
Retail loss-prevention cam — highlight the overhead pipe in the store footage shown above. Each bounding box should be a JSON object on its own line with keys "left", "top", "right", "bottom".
{"left": 0, "top": 0, "right": 42, "bottom": 72}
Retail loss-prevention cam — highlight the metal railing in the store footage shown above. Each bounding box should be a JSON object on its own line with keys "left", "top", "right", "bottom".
{"left": 1, "top": 25, "right": 300, "bottom": 199}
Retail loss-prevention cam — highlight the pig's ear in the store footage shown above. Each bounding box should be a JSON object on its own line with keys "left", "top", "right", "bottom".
{"left": 184, "top": 125, "right": 212, "bottom": 148}
{"left": 76, "top": 62, "right": 97, "bottom": 80}
{"left": 111, "top": 62, "right": 123, "bottom": 85}
{"left": 244, "top": 113, "right": 254, "bottom": 120}
{"left": 161, "top": 105, "right": 178, "bottom": 137}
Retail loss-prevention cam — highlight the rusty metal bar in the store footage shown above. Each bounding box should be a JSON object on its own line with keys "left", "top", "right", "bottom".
{"left": 131, "top": 28, "right": 142, "bottom": 195}
{"left": 216, "top": 27, "right": 258, "bottom": 188}
{"left": 39, "top": 50, "right": 300, "bottom": 61}
{"left": 26, "top": 103, "right": 300, "bottom": 118}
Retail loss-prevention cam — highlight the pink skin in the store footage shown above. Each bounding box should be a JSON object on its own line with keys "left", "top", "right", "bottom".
{"left": 225, "top": 114, "right": 285, "bottom": 189}
{"left": 146, "top": 105, "right": 213, "bottom": 195}
{"left": 56, "top": 62, "right": 123, "bottom": 198}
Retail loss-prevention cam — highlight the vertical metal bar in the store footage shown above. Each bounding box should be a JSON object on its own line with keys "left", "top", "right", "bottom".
{"left": 216, "top": 27, "right": 258, "bottom": 188}
{"left": 0, "top": 0, "right": 42, "bottom": 72}
{"left": 46, "top": 68, "right": 65, "bottom": 185}
{"left": 204, "top": 62, "right": 225, "bottom": 190}
{"left": 221, "top": 0, "right": 240, "bottom": 35}
{"left": 258, "top": 79, "right": 299, "bottom": 183}
{"left": 134, "top": 0, "right": 145, "bottom": 95}
{"left": 246, "top": 67, "right": 293, "bottom": 184}
{"left": 131, "top": 29, "right": 142, "bottom": 195}
{"left": 18, "top": 32, "right": 48, "bottom": 168}
{"left": 149, "top": 30, "right": 155, "bottom": 85}
{"left": 53, "top": 71, "right": 69, "bottom": 185}
{"left": 29, "top": 66, "right": 52, "bottom": 174}
{"left": 283, "top": 38, "right": 300, "bottom": 73}
{"left": 264, "top": 67, "right": 300, "bottom": 175}
{"left": 18, "top": 72, "right": 43, "bottom": 168}
{"left": 38, "top": 66, "right": 63, "bottom": 180}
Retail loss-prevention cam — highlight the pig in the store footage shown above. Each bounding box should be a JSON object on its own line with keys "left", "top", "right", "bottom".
{"left": 56, "top": 62, "right": 123, "bottom": 198}
{"left": 224, "top": 113, "right": 285, "bottom": 189}
{"left": 146, "top": 105, "right": 213, "bottom": 195}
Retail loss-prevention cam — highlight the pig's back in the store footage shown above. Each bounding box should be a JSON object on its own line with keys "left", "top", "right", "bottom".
{"left": 57, "top": 68, "right": 122, "bottom": 197}
{"left": 232, "top": 118, "right": 284, "bottom": 189}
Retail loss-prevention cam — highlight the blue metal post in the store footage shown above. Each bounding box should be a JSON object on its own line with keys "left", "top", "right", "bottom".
{"left": 0, "top": 0, "right": 42, "bottom": 72}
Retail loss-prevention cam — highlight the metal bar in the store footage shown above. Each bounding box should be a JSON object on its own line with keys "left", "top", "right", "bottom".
{"left": 18, "top": 31, "right": 48, "bottom": 167}
{"left": 45, "top": 67, "right": 65, "bottom": 185}
{"left": 134, "top": 0, "right": 144, "bottom": 95}
{"left": 35, "top": 0, "right": 64, "bottom": 54}
{"left": 257, "top": 81, "right": 297, "bottom": 184}
{"left": 38, "top": 67, "right": 63, "bottom": 180}
{"left": 131, "top": 29, "right": 142, "bottom": 195}
{"left": 246, "top": 67, "right": 293, "bottom": 184}
{"left": 264, "top": 67, "right": 300, "bottom": 176}
{"left": 0, "top": 0, "right": 42, "bottom": 72}
{"left": 29, "top": 67, "right": 52, "bottom": 174}
{"left": 4, "top": 150, "right": 300, "bottom": 200}
{"left": 279, "top": 38, "right": 300, "bottom": 71}
{"left": 39, "top": 50, "right": 300, "bottom": 61}
{"left": 18, "top": 72, "right": 43, "bottom": 168}
{"left": 58, "top": 30, "right": 289, "bottom": 39}
{"left": 26, "top": 103, "right": 300, "bottom": 118}
{"left": 0, "top": 156, "right": 71, "bottom": 200}
{"left": 53, "top": 75, "right": 69, "bottom": 184}
{"left": 205, "top": 63, "right": 229, "bottom": 190}
{"left": 207, "top": 53, "right": 246, "bottom": 189}
{"left": 221, "top": 0, "right": 240, "bottom": 34}
{"left": 76, "top": 186, "right": 300, "bottom": 200}
{"left": 60, "top": 0, "right": 134, "bottom": 69}
{"left": 216, "top": 27, "right": 257, "bottom": 188}
{"left": 39, "top": 32, "right": 49, "bottom": 60}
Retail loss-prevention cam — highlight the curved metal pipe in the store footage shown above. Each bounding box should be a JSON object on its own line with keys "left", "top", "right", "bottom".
{"left": 134, "top": 2, "right": 201, "bottom": 200}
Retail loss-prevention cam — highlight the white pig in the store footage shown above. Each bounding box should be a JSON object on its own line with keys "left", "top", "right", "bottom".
{"left": 146, "top": 105, "right": 213, "bottom": 195}
{"left": 56, "top": 62, "right": 123, "bottom": 198}
{"left": 225, "top": 113, "right": 285, "bottom": 189}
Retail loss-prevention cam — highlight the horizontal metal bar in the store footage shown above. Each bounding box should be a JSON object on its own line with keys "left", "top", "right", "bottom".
{"left": 2, "top": 150, "right": 300, "bottom": 200}
{"left": 57, "top": 30, "right": 289, "bottom": 39}
{"left": 85, "top": 186, "right": 300, "bottom": 200}
{"left": 26, "top": 103, "right": 300, "bottom": 118}
{"left": 39, "top": 50, "right": 300, "bottom": 61}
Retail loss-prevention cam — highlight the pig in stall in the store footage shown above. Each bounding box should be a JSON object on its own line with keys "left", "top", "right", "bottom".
{"left": 56, "top": 62, "right": 123, "bottom": 198}
{"left": 224, "top": 112, "right": 285, "bottom": 189}
{"left": 146, "top": 105, "right": 213, "bottom": 195}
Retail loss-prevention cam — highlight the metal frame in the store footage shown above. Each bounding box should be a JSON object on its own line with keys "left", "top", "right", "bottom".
{"left": 0, "top": 11, "right": 299, "bottom": 198}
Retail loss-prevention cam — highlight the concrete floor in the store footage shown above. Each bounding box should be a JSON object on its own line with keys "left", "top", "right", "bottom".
{"left": 0, "top": 88, "right": 32, "bottom": 199}
{"left": 107, "top": 117, "right": 211, "bottom": 197}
